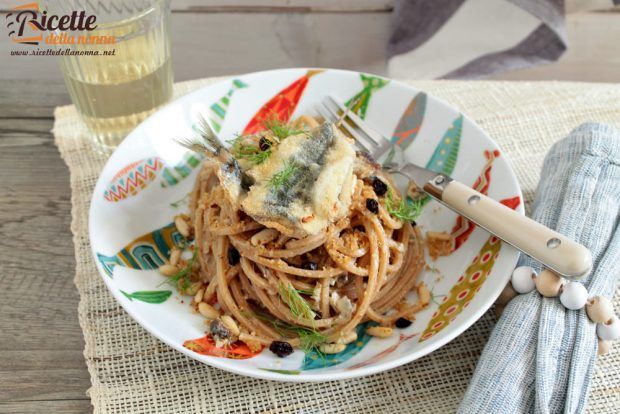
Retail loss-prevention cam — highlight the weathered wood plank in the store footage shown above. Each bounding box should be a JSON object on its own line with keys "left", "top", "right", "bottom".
{"left": 0, "top": 80, "right": 70, "bottom": 118}
{"left": 489, "top": 11, "right": 620, "bottom": 82}
{"left": 0, "top": 0, "right": 394, "bottom": 13}
{"left": 0, "top": 350, "right": 89, "bottom": 371}
{"left": 0, "top": 117, "right": 91, "bottom": 412}
{"left": 172, "top": 0, "right": 393, "bottom": 13}
{"left": 169, "top": 12, "right": 389, "bottom": 80}
{"left": 566, "top": 1, "right": 620, "bottom": 13}
{"left": 0, "top": 117, "right": 59, "bottom": 133}
{"left": 0, "top": 369, "right": 91, "bottom": 402}
{"left": 0, "top": 400, "right": 92, "bottom": 414}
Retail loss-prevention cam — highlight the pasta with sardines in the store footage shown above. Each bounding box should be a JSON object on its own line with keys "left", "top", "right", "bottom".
{"left": 166, "top": 115, "right": 428, "bottom": 358}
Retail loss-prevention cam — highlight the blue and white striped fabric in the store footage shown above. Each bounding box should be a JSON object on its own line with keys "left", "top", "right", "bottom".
{"left": 458, "top": 123, "right": 620, "bottom": 413}
{"left": 387, "top": 0, "right": 620, "bottom": 80}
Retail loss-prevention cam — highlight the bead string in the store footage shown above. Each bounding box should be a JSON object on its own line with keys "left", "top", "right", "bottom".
{"left": 496, "top": 267, "right": 619, "bottom": 355}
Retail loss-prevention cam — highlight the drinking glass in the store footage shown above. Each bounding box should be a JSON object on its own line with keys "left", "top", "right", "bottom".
{"left": 47, "top": 0, "right": 173, "bottom": 153}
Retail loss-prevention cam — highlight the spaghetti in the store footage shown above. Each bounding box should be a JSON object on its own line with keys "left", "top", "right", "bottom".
{"left": 165, "top": 116, "right": 428, "bottom": 357}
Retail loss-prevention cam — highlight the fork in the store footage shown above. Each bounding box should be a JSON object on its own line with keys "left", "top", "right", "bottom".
{"left": 318, "top": 95, "right": 592, "bottom": 280}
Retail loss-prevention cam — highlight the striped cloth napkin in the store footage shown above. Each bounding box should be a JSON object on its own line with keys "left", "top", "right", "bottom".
{"left": 386, "top": 0, "right": 620, "bottom": 79}
{"left": 459, "top": 123, "right": 620, "bottom": 413}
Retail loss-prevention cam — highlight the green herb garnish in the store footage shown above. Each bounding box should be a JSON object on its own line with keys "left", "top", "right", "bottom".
{"left": 385, "top": 187, "right": 423, "bottom": 222}
{"left": 296, "top": 328, "right": 328, "bottom": 355}
{"left": 259, "top": 368, "right": 301, "bottom": 375}
{"left": 120, "top": 290, "right": 173, "bottom": 304}
{"left": 170, "top": 192, "right": 190, "bottom": 208}
{"left": 246, "top": 310, "right": 327, "bottom": 355}
{"left": 159, "top": 249, "right": 197, "bottom": 290}
{"left": 295, "top": 287, "right": 316, "bottom": 296}
{"left": 430, "top": 288, "right": 447, "bottom": 306}
{"left": 278, "top": 282, "right": 316, "bottom": 321}
{"left": 263, "top": 115, "right": 304, "bottom": 140}
{"left": 268, "top": 159, "right": 299, "bottom": 189}
{"left": 227, "top": 116, "right": 304, "bottom": 166}
{"left": 228, "top": 135, "right": 272, "bottom": 165}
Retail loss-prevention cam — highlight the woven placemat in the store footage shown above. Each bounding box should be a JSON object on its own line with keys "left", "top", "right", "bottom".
{"left": 54, "top": 78, "right": 620, "bottom": 414}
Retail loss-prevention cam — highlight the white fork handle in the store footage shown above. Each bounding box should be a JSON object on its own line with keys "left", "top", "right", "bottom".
{"left": 438, "top": 181, "right": 592, "bottom": 279}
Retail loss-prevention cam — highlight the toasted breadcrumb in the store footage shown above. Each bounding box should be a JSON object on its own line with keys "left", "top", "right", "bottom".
{"left": 426, "top": 231, "right": 453, "bottom": 260}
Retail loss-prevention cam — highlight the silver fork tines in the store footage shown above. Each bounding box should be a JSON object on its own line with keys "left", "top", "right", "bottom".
{"left": 317, "top": 105, "right": 377, "bottom": 152}
{"left": 320, "top": 95, "right": 393, "bottom": 159}
{"left": 326, "top": 95, "right": 385, "bottom": 145}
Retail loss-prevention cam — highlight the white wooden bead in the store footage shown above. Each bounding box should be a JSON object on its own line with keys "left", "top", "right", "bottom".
{"left": 597, "top": 316, "right": 620, "bottom": 341}
{"left": 598, "top": 339, "right": 613, "bottom": 356}
{"left": 535, "top": 269, "right": 564, "bottom": 298}
{"left": 559, "top": 282, "right": 588, "bottom": 310}
{"left": 496, "top": 283, "right": 517, "bottom": 305}
{"left": 511, "top": 266, "right": 537, "bottom": 294}
{"left": 586, "top": 296, "right": 614, "bottom": 323}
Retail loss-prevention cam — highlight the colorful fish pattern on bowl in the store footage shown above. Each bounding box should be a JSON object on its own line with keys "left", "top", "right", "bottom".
{"left": 89, "top": 68, "right": 523, "bottom": 381}
{"left": 97, "top": 223, "right": 184, "bottom": 277}
{"left": 104, "top": 157, "right": 164, "bottom": 202}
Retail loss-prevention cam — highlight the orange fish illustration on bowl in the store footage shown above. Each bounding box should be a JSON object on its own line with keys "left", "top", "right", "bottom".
{"left": 104, "top": 157, "right": 164, "bottom": 202}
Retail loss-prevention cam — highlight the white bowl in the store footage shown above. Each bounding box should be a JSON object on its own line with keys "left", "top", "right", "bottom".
{"left": 89, "top": 68, "right": 523, "bottom": 382}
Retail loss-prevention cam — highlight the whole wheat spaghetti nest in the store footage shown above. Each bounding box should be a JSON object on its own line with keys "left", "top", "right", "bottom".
{"left": 164, "top": 115, "right": 428, "bottom": 357}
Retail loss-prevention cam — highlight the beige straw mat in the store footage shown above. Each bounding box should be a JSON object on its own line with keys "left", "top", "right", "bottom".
{"left": 54, "top": 78, "right": 620, "bottom": 414}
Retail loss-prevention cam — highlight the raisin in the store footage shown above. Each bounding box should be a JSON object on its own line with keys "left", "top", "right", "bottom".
{"left": 269, "top": 340, "right": 294, "bottom": 357}
{"left": 366, "top": 198, "right": 379, "bottom": 214}
{"left": 301, "top": 261, "right": 318, "bottom": 271}
{"left": 371, "top": 177, "right": 388, "bottom": 196}
{"left": 227, "top": 247, "right": 240, "bottom": 266}
{"left": 259, "top": 137, "right": 271, "bottom": 151}
{"left": 395, "top": 318, "right": 412, "bottom": 329}
{"left": 240, "top": 174, "right": 253, "bottom": 191}
{"left": 410, "top": 220, "right": 417, "bottom": 227}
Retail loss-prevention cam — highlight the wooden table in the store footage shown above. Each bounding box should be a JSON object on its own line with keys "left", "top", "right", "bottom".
{"left": 0, "top": 80, "right": 92, "bottom": 413}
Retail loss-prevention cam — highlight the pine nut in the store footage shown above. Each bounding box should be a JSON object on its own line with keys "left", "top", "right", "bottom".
{"left": 239, "top": 332, "right": 271, "bottom": 346}
{"left": 418, "top": 282, "right": 431, "bottom": 306}
{"left": 175, "top": 215, "right": 191, "bottom": 238}
{"left": 158, "top": 264, "right": 179, "bottom": 276}
{"left": 427, "top": 231, "right": 450, "bottom": 241}
{"left": 194, "top": 288, "right": 205, "bottom": 304}
{"left": 169, "top": 248, "right": 182, "bottom": 266}
{"left": 220, "top": 315, "right": 240, "bottom": 336}
{"left": 336, "top": 331, "right": 358, "bottom": 345}
{"left": 245, "top": 340, "right": 263, "bottom": 353}
{"left": 366, "top": 326, "right": 393, "bottom": 338}
{"left": 198, "top": 302, "right": 219, "bottom": 319}
{"left": 319, "top": 343, "right": 346, "bottom": 354}
{"left": 185, "top": 281, "right": 202, "bottom": 296}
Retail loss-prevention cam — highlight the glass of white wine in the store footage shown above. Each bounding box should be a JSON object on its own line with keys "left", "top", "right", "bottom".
{"left": 48, "top": 0, "right": 173, "bottom": 153}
